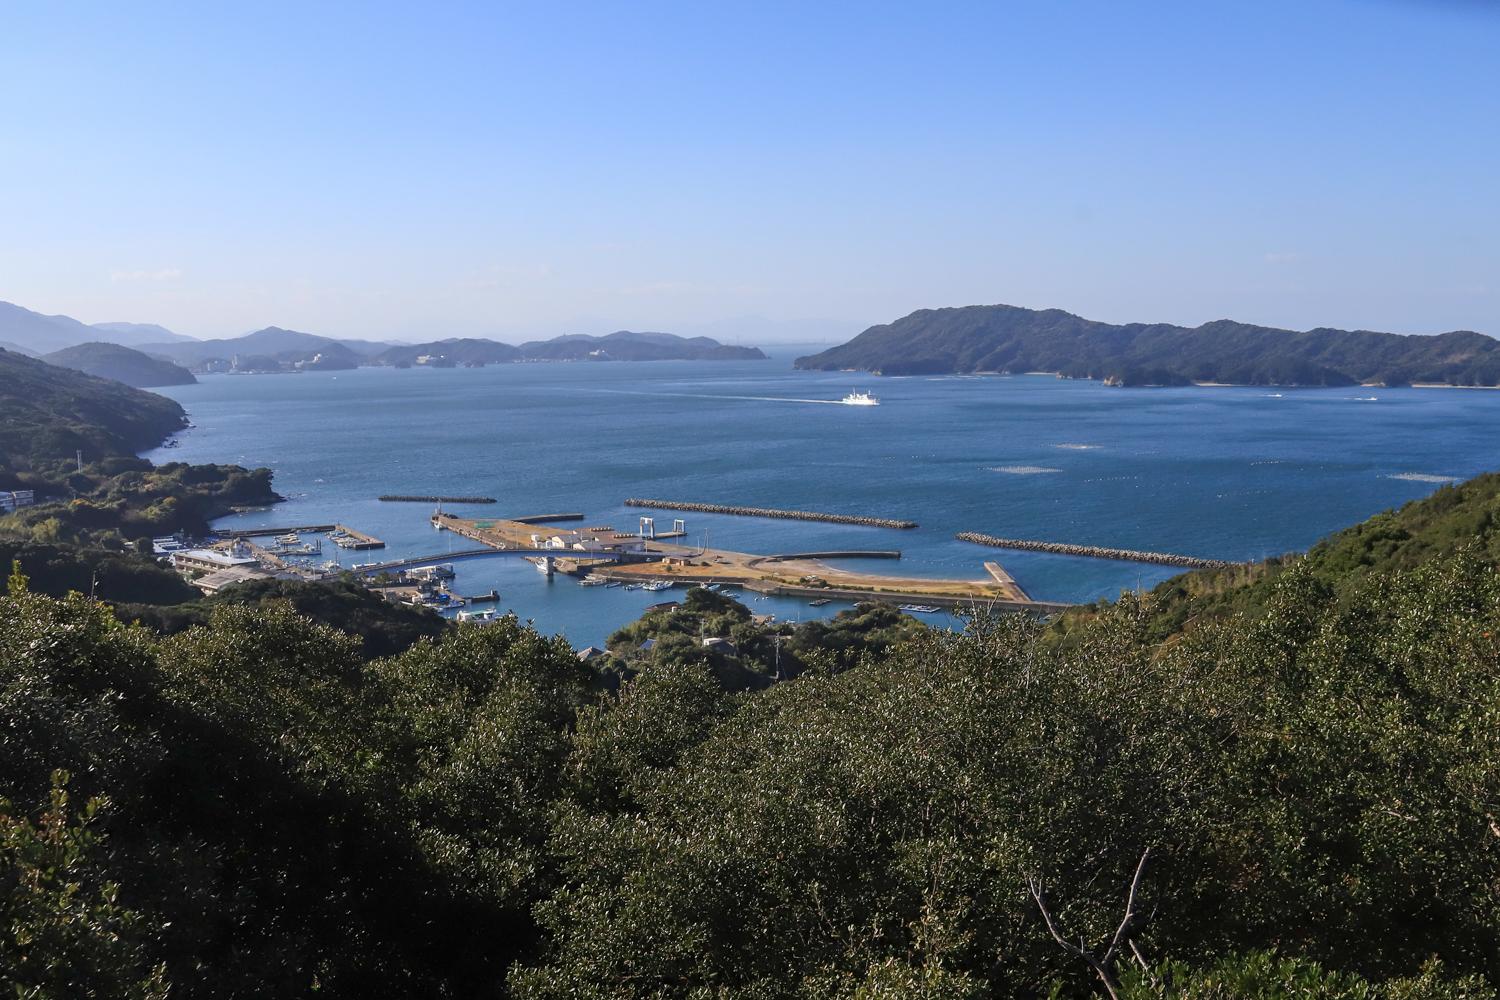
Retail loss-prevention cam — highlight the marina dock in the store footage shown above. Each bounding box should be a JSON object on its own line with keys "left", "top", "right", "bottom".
{"left": 330, "top": 525, "right": 386, "bottom": 550}
{"left": 215, "top": 523, "right": 385, "bottom": 549}
{"left": 217, "top": 524, "right": 337, "bottom": 537}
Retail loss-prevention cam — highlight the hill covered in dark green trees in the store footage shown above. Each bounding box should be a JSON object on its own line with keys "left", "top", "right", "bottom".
{"left": 795, "top": 304, "right": 1500, "bottom": 386}
{"left": 5, "top": 464, "right": 1500, "bottom": 997}
{"left": 0, "top": 347, "right": 188, "bottom": 478}
{"left": 41, "top": 341, "right": 197, "bottom": 388}
{"left": 0, "top": 350, "right": 279, "bottom": 548}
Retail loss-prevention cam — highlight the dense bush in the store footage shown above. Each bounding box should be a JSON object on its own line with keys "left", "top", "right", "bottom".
{"left": 4, "top": 468, "right": 1500, "bottom": 996}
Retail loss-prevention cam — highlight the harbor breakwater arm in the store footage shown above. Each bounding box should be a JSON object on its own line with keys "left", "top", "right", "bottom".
{"left": 955, "top": 531, "right": 1242, "bottom": 570}
{"left": 624, "top": 499, "right": 917, "bottom": 530}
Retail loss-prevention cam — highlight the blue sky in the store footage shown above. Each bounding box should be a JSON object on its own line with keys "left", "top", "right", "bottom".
{"left": 1, "top": 0, "right": 1496, "bottom": 342}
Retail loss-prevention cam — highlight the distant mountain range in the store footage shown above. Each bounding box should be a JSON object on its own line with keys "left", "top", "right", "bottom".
{"left": 0, "top": 301, "right": 766, "bottom": 373}
{"left": 136, "top": 327, "right": 765, "bottom": 372}
{"left": 795, "top": 304, "right": 1500, "bottom": 387}
{"left": 0, "top": 301, "right": 198, "bottom": 354}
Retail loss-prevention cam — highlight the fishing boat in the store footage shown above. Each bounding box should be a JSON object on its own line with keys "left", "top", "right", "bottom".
{"left": 641, "top": 580, "right": 672, "bottom": 592}
{"left": 578, "top": 576, "right": 609, "bottom": 587}
{"left": 841, "top": 390, "right": 879, "bottom": 406}
{"left": 456, "top": 609, "right": 497, "bottom": 623}
{"left": 277, "top": 532, "right": 301, "bottom": 545}
{"left": 898, "top": 604, "right": 942, "bottom": 614}
{"left": 808, "top": 598, "right": 832, "bottom": 607}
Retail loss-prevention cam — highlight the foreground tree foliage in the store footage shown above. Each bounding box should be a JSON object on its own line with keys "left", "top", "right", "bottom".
{"left": 2, "top": 505, "right": 1500, "bottom": 996}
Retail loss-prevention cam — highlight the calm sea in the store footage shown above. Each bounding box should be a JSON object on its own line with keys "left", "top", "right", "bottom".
{"left": 143, "top": 348, "right": 1500, "bottom": 646}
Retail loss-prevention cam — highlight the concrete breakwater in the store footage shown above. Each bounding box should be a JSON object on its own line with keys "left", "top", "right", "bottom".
{"left": 955, "top": 532, "right": 1241, "bottom": 570}
{"left": 625, "top": 499, "right": 917, "bottom": 530}
{"left": 379, "top": 495, "right": 497, "bottom": 504}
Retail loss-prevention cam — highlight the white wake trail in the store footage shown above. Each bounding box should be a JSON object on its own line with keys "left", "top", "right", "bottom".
{"left": 580, "top": 388, "right": 844, "bottom": 405}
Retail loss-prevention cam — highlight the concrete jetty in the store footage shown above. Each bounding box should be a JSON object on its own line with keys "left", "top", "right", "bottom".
{"left": 349, "top": 547, "right": 547, "bottom": 575}
{"left": 624, "top": 499, "right": 917, "bottom": 530}
{"left": 433, "top": 511, "right": 1064, "bottom": 612}
{"left": 984, "top": 561, "right": 1031, "bottom": 601}
{"left": 956, "top": 532, "right": 1241, "bottom": 570}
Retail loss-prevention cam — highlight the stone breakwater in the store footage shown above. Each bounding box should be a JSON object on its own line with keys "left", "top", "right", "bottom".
{"left": 955, "top": 532, "right": 1241, "bottom": 569}
{"left": 379, "top": 495, "right": 497, "bottom": 504}
{"left": 624, "top": 499, "right": 917, "bottom": 530}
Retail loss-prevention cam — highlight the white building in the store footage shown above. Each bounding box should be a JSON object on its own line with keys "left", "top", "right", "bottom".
{"left": 172, "top": 548, "right": 259, "bottom": 575}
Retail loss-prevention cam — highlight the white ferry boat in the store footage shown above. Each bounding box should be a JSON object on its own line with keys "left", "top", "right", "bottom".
{"left": 841, "top": 390, "right": 879, "bottom": 406}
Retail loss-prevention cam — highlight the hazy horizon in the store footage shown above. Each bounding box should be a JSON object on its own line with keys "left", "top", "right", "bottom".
{"left": 3, "top": 0, "right": 1497, "bottom": 343}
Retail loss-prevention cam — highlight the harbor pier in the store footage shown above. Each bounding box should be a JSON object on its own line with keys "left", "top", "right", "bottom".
{"left": 432, "top": 511, "right": 1065, "bottom": 613}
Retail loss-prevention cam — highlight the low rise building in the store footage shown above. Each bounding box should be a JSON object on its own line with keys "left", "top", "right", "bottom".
{"left": 172, "top": 547, "right": 259, "bottom": 575}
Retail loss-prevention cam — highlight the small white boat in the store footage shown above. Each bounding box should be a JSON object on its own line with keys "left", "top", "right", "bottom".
{"left": 898, "top": 604, "right": 942, "bottom": 614}
{"left": 641, "top": 580, "right": 672, "bottom": 592}
{"left": 841, "top": 390, "right": 879, "bottom": 406}
{"left": 277, "top": 532, "right": 301, "bottom": 545}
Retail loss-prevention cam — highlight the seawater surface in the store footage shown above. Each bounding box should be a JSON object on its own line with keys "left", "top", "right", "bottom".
{"left": 144, "top": 352, "right": 1500, "bottom": 645}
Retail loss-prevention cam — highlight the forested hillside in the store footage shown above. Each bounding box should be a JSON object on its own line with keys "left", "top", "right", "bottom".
{"left": 41, "top": 341, "right": 197, "bottom": 388}
{"left": 796, "top": 304, "right": 1500, "bottom": 386}
{"left": 0, "top": 347, "right": 187, "bottom": 476}
{"left": 4, "top": 467, "right": 1500, "bottom": 998}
